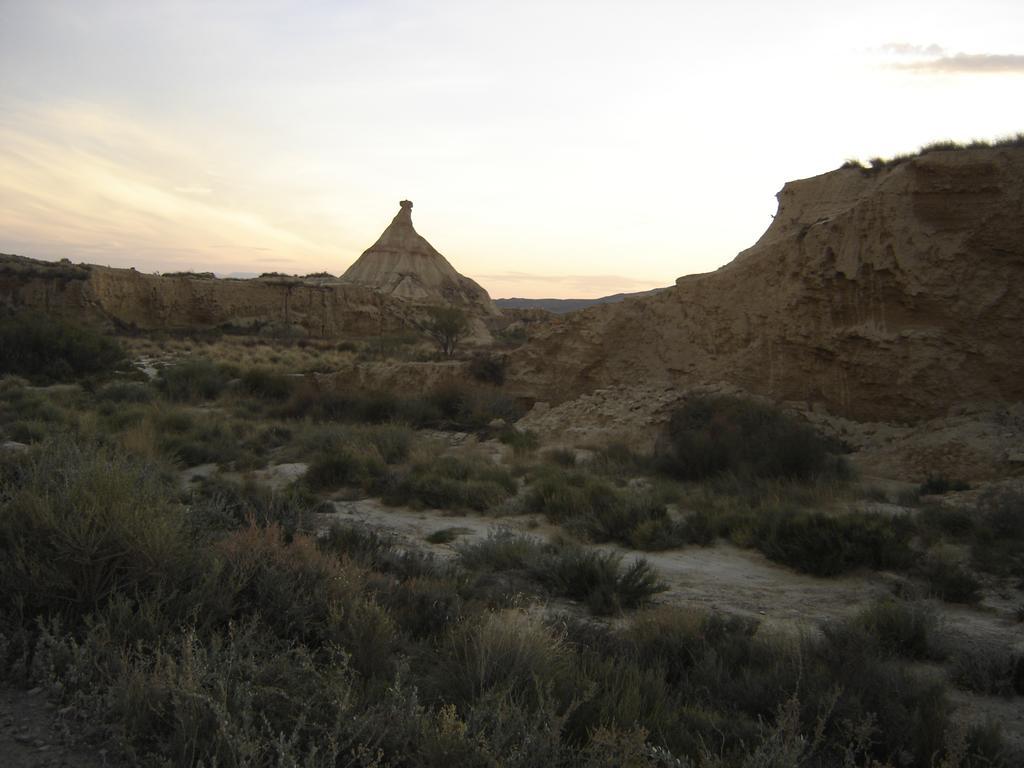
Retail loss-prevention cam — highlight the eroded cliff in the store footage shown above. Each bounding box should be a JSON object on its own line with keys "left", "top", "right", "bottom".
{"left": 0, "top": 257, "right": 421, "bottom": 338}
{"left": 508, "top": 146, "right": 1024, "bottom": 422}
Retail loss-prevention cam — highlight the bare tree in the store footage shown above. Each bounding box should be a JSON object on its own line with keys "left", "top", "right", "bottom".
{"left": 423, "top": 306, "right": 469, "bottom": 358}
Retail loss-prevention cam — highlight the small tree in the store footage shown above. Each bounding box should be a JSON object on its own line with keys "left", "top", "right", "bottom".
{"left": 423, "top": 306, "right": 469, "bottom": 358}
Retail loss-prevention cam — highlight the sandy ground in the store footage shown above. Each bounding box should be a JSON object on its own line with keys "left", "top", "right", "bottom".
{"left": 0, "top": 686, "right": 109, "bottom": 768}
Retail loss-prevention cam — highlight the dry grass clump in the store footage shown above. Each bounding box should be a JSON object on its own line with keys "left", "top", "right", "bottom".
{"left": 0, "top": 312, "right": 126, "bottom": 383}
{"left": 842, "top": 132, "right": 1024, "bottom": 172}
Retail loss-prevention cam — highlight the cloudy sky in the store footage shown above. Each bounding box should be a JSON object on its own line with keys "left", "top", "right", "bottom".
{"left": 1, "top": 1, "right": 1021, "bottom": 298}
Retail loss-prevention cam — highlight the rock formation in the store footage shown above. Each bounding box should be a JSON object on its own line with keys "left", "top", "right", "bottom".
{"left": 0, "top": 255, "right": 420, "bottom": 338}
{"left": 508, "top": 145, "right": 1024, "bottom": 423}
{"left": 0, "top": 201, "right": 500, "bottom": 339}
{"left": 341, "top": 201, "right": 498, "bottom": 316}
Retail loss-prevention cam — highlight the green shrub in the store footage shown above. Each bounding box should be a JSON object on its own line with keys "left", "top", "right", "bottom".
{"left": 971, "top": 488, "right": 1024, "bottom": 578}
{"left": 457, "top": 532, "right": 665, "bottom": 615}
{"left": 187, "top": 475, "right": 319, "bottom": 535}
{"left": 95, "top": 380, "right": 154, "bottom": 403}
{"left": 238, "top": 366, "right": 296, "bottom": 400}
{"left": 468, "top": 353, "right": 507, "bottom": 385}
{"left": 0, "top": 439, "right": 186, "bottom": 624}
{"left": 856, "top": 600, "right": 938, "bottom": 659}
{"left": 654, "top": 395, "right": 846, "bottom": 481}
{"left": 542, "top": 447, "right": 577, "bottom": 467}
{"left": 383, "top": 455, "right": 516, "bottom": 512}
{"left": 430, "top": 611, "right": 572, "bottom": 710}
{"left": 919, "top": 474, "right": 971, "bottom": 495}
{"left": 0, "top": 312, "right": 125, "bottom": 383}
{"left": 755, "top": 507, "right": 913, "bottom": 576}
{"left": 157, "top": 359, "right": 233, "bottom": 401}
{"left": 426, "top": 527, "right": 473, "bottom": 544}
{"left": 951, "top": 644, "right": 1024, "bottom": 696}
{"left": 499, "top": 426, "right": 540, "bottom": 456}
{"left": 305, "top": 447, "right": 386, "bottom": 491}
{"left": 919, "top": 555, "right": 981, "bottom": 603}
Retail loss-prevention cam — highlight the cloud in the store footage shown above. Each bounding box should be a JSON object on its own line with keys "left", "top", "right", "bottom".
{"left": 0, "top": 103, "right": 331, "bottom": 273}
{"left": 878, "top": 42, "right": 946, "bottom": 56}
{"left": 877, "top": 43, "right": 1024, "bottom": 74}
{"left": 897, "top": 52, "right": 1024, "bottom": 74}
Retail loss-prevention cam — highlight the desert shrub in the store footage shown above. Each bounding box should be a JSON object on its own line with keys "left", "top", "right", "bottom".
{"left": 753, "top": 506, "right": 914, "bottom": 576}
{"left": 279, "top": 377, "right": 355, "bottom": 420}
{"left": 587, "top": 442, "right": 651, "bottom": 480}
{"left": 423, "top": 383, "right": 523, "bottom": 430}
{"left": 654, "top": 395, "right": 846, "bottom": 481}
{"left": 951, "top": 644, "right": 1024, "bottom": 696}
{"left": 468, "top": 353, "right": 507, "bottom": 385}
{"left": 187, "top": 475, "right": 319, "bottom": 535}
{"left": 0, "top": 383, "right": 74, "bottom": 441}
{"left": 977, "top": 487, "right": 1024, "bottom": 540}
{"left": 856, "top": 599, "right": 938, "bottom": 659}
{"left": 0, "top": 438, "right": 186, "bottom": 625}
{"left": 457, "top": 532, "right": 665, "bottom": 615}
{"left": 382, "top": 455, "right": 516, "bottom": 512}
{"left": 972, "top": 488, "right": 1024, "bottom": 577}
{"left": 293, "top": 423, "right": 413, "bottom": 465}
{"left": 95, "top": 380, "right": 154, "bottom": 404}
{"left": 305, "top": 446, "right": 386, "bottom": 491}
{"left": 0, "top": 312, "right": 125, "bottom": 383}
{"left": 542, "top": 447, "right": 577, "bottom": 467}
{"left": 238, "top": 366, "right": 295, "bottom": 400}
{"left": 425, "top": 527, "right": 472, "bottom": 544}
{"left": 524, "top": 467, "right": 684, "bottom": 549}
{"left": 429, "top": 611, "right": 573, "bottom": 710}
{"left": 919, "top": 502, "right": 976, "bottom": 539}
{"left": 319, "top": 522, "right": 440, "bottom": 586}
{"left": 29, "top": 617, "right": 365, "bottom": 767}
{"left": 137, "top": 406, "right": 258, "bottom": 468}
{"left": 919, "top": 474, "right": 971, "bottom": 495}
{"left": 549, "top": 549, "right": 665, "bottom": 615}
{"left": 918, "top": 555, "right": 981, "bottom": 603}
{"left": 156, "top": 359, "right": 233, "bottom": 401}
{"left": 578, "top": 493, "right": 677, "bottom": 549}
{"left": 499, "top": 426, "right": 540, "bottom": 456}
{"left": 525, "top": 467, "right": 619, "bottom": 523}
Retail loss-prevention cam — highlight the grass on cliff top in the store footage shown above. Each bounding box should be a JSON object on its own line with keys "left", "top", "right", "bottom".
{"left": 842, "top": 131, "right": 1024, "bottom": 171}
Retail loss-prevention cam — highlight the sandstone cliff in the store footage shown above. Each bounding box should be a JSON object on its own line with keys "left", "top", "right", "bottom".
{"left": 508, "top": 146, "right": 1024, "bottom": 422}
{"left": 341, "top": 200, "right": 498, "bottom": 316}
{"left": 0, "top": 255, "right": 420, "bottom": 338}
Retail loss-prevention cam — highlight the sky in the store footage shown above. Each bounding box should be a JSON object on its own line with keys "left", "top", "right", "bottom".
{"left": 1, "top": 1, "right": 1022, "bottom": 298}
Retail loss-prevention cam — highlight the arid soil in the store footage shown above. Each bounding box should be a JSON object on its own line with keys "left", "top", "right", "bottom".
{"left": 0, "top": 686, "right": 108, "bottom": 768}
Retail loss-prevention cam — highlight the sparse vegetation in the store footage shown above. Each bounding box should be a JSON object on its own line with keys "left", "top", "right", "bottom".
{"left": 156, "top": 358, "right": 235, "bottom": 401}
{"left": 1, "top": 312, "right": 1020, "bottom": 767}
{"left": 0, "top": 312, "right": 126, "bottom": 383}
{"left": 654, "top": 395, "right": 847, "bottom": 482}
{"left": 843, "top": 132, "right": 1024, "bottom": 172}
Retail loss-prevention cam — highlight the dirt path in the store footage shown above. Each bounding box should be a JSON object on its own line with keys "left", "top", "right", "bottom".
{"left": 0, "top": 685, "right": 108, "bottom": 768}
{"left": 316, "top": 497, "right": 892, "bottom": 627}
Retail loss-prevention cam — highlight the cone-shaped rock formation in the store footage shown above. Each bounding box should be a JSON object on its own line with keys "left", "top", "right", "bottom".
{"left": 340, "top": 201, "right": 498, "bottom": 315}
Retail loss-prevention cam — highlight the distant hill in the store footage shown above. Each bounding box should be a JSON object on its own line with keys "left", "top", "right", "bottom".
{"left": 495, "top": 287, "right": 668, "bottom": 314}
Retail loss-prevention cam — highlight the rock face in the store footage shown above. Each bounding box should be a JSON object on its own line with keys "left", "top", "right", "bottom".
{"left": 341, "top": 201, "right": 498, "bottom": 315}
{"left": 0, "top": 255, "right": 420, "bottom": 338}
{"left": 0, "top": 201, "right": 499, "bottom": 339}
{"left": 508, "top": 146, "right": 1024, "bottom": 422}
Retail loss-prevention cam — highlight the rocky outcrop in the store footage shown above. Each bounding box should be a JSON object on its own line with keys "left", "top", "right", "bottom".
{"left": 341, "top": 201, "right": 498, "bottom": 316}
{"left": 0, "top": 200, "right": 500, "bottom": 339}
{"left": 0, "top": 255, "right": 420, "bottom": 338}
{"left": 508, "top": 146, "right": 1024, "bottom": 423}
